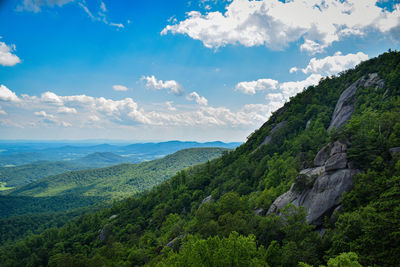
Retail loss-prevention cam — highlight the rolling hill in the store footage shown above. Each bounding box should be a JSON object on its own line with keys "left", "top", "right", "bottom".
{"left": 7, "top": 147, "right": 230, "bottom": 200}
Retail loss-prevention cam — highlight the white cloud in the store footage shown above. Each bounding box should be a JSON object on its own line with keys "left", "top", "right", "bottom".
{"left": 235, "top": 78, "right": 278, "bottom": 95}
{"left": 34, "top": 110, "right": 55, "bottom": 119}
{"left": 113, "top": 85, "right": 129, "bottom": 91}
{"left": 0, "top": 41, "right": 21, "bottom": 67}
{"left": 236, "top": 73, "right": 322, "bottom": 108}
{"left": 78, "top": 1, "right": 125, "bottom": 29}
{"left": 0, "top": 106, "right": 7, "bottom": 115}
{"left": 17, "top": 0, "right": 74, "bottom": 12}
{"left": 280, "top": 74, "right": 323, "bottom": 99}
{"left": 165, "top": 101, "right": 177, "bottom": 111}
{"left": 266, "top": 93, "right": 284, "bottom": 102}
{"left": 41, "top": 91, "right": 63, "bottom": 105}
{"left": 142, "top": 75, "right": 185, "bottom": 96}
{"left": 0, "top": 85, "right": 20, "bottom": 102}
{"left": 100, "top": 1, "right": 106, "bottom": 12}
{"left": 57, "top": 106, "right": 77, "bottom": 114}
{"left": 162, "top": 0, "right": 400, "bottom": 53}
{"left": 295, "top": 51, "right": 369, "bottom": 76}
{"left": 110, "top": 23, "right": 124, "bottom": 28}
{"left": 0, "top": 86, "right": 278, "bottom": 129}
{"left": 186, "top": 91, "right": 208, "bottom": 105}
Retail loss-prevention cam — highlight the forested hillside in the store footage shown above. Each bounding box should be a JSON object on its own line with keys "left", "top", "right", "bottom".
{"left": 1, "top": 51, "right": 399, "bottom": 266}
{"left": 0, "top": 147, "right": 228, "bottom": 246}
{"left": 7, "top": 147, "right": 229, "bottom": 200}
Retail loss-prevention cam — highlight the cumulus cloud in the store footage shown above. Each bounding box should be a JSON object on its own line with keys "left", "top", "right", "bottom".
{"left": 113, "top": 85, "right": 129, "bottom": 91}
{"left": 165, "top": 101, "right": 177, "bottom": 111}
{"left": 0, "top": 106, "right": 7, "bottom": 115}
{"left": 57, "top": 106, "right": 77, "bottom": 114}
{"left": 0, "top": 41, "right": 21, "bottom": 67}
{"left": 236, "top": 74, "right": 322, "bottom": 108}
{"left": 162, "top": 0, "right": 400, "bottom": 53}
{"left": 293, "top": 51, "right": 369, "bottom": 76}
{"left": 17, "top": 0, "right": 74, "bottom": 12}
{"left": 0, "top": 85, "right": 280, "bottom": 130}
{"left": 280, "top": 74, "right": 323, "bottom": 99}
{"left": 142, "top": 75, "right": 185, "bottom": 96}
{"left": 41, "top": 91, "right": 63, "bottom": 105}
{"left": 34, "top": 110, "right": 55, "bottom": 119}
{"left": 186, "top": 91, "right": 208, "bottom": 105}
{"left": 235, "top": 78, "right": 278, "bottom": 95}
{"left": 0, "top": 85, "right": 20, "bottom": 102}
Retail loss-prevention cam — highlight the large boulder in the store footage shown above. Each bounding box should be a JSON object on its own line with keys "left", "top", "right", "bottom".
{"left": 268, "top": 139, "right": 358, "bottom": 225}
{"left": 330, "top": 141, "right": 347, "bottom": 156}
{"left": 325, "top": 153, "right": 348, "bottom": 172}
{"left": 314, "top": 145, "right": 330, "bottom": 167}
{"left": 267, "top": 168, "right": 357, "bottom": 225}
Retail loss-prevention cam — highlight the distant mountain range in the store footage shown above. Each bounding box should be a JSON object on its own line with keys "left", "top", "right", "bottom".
{"left": 0, "top": 140, "right": 241, "bottom": 167}
{"left": 7, "top": 147, "right": 229, "bottom": 200}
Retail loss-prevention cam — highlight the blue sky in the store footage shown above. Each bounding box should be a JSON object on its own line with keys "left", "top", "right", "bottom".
{"left": 0, "top": 0, "right": 399, "bottom": 141}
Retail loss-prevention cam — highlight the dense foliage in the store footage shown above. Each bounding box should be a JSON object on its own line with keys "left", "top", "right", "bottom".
{"left": 0, "top": 161, "right": 87, "bottom": 188}
{"left": 6, "top": 147, "right": 228, "bottom": 199}
{"left": 0, "top": 52, "right": 399, "bottom": 266}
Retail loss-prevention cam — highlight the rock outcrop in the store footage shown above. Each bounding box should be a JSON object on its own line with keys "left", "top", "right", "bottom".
{"left": 328, "top": 73, "right": 384, "bottom": 131}
{"left": 259, "top": 121, "right": 287, "bottom": 147}
{"left": 267, "top": 141, "right": 359, "bottom": 225}
{"left": 199, "top": 195, "right": 212, "bottom": 208}
{"left": 267, "top": 73, "right": 385, "bottom": 225}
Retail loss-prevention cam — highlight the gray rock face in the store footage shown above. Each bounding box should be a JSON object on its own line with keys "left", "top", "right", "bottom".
{"left": 300, "top": 166, "right": 325, "bottom": 177}
{"left": 259, "top": 121, "right": 287, "bottom": 147}
{"left": 325, "top": 153, "right": 348, "bottom": 172}
{"left": 109, "top": 214, "right": 118, "bottom": 220}
{"left": 254, "top": 207, "right": 264, "bottom": 216}
{"left": 166, "top": 234, "right": 185, "bottom": 249}
{"left": 306, "top": 119, "right": 312, "bottom": 129}
{"left": 330, "top": 141, "right": 347, "bottom": 156}
{"left": 200, "top": 195, "right": 212, "bottom": 206}
{"left": 300, "top": 169, "right": 356, "bottom": 225}
{"left": 268, "top": 139, "right": 358, "bottom": 226}
{"left": 328, "top": 79, "right": 359, "bottom": 131}
{"left": 328, "top": 73, "right": 385, "bottom": 131}
{"left": 314, "top": 145, "right": 330, "bottom": 167}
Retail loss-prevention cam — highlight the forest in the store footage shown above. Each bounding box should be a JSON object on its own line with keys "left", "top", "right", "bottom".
{"left": 0, "top": 51, "right": 399, "bottom": 266}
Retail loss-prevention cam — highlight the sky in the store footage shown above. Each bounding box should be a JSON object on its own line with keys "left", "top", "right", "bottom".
{"left": 0, "top": 0, "right": 399, "bottom": 142}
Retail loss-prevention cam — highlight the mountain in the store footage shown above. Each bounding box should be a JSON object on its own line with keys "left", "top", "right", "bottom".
{"left": 7, "top": 147, "right": 230, "bottom": 200}
{"left": 0, "top": 141, "right": 240, "bottom": 167}
{"left": 0, "top": 161, "right": 87, "bottom": 189}
{"left": 0, "top": 152, "right": 128, "bottom": 189}
{"left": 1, "top": 52, "right": 399, "bottom": 266}
{"left": 73, "top": 152, "right": 127, "bottom": 168}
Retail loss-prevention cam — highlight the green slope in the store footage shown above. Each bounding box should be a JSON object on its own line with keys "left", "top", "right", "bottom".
{"left": 0, "top": 161, "right": 87, "bottom": 188}
{"left": 1, "top": 52, "right": 399, "bottom": 266}
{"left": 9, "top": 147, "right": 229, "bottom": 199}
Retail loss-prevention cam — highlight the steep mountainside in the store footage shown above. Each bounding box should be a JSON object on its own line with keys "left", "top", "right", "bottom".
{"left": 1, "top": 52, "right": 399, "bottom": 266}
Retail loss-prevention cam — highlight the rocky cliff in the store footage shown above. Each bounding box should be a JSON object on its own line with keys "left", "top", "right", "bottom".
{"left": 267, "top": 73, "right": 385, "bottom": 226}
